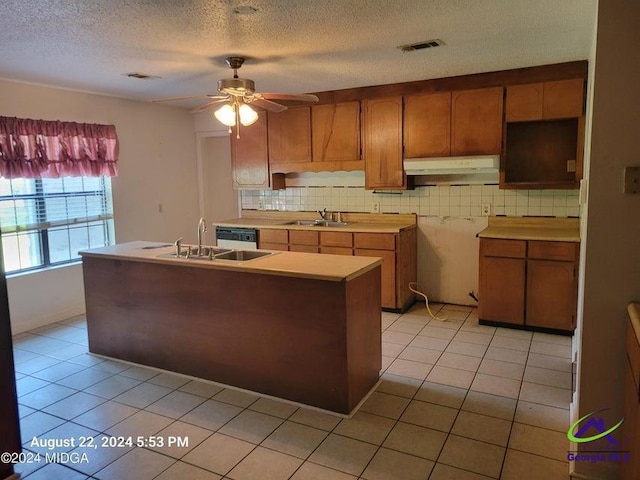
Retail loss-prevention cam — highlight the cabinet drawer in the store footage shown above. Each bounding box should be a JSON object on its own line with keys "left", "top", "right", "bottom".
{"left": 480, "top": 238, "right": 526, "bottom": 258}
{"left": 627, "top": 321, "right": 640, "bottom": 396}
{"left": 320, "top": 231, "right": 353, "bottom": 248}
{"left": 354, "top": 233, "right": 395, "bottom": 250}
{"left": 290, "top": 244, "right": 319, "bottom": 253}
{"left": 320, "top": 246, "right": 353, "bottom": 255}
{"left": 289, "top": 230, "right": 319, "bottom": 246}
{"left": 528, "top": 241, "right": 577, "bottom": 261}
{"left": 259, "top": 229, "right": 288, "bottom": 244}
{"left": 259, "top": 242, "right": 288, "bottom": 252}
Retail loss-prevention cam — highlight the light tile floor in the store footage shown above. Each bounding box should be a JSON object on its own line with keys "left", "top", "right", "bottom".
{"left": 10, "top": 303, "right": 573, "bottom": 479}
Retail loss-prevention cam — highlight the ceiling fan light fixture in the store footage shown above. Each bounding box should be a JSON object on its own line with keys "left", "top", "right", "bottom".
{"left": 238, "top": 103, "right": 258, "bottom": 126}
{"left": 214, "top": 103, "right": 236, "bottom": 127}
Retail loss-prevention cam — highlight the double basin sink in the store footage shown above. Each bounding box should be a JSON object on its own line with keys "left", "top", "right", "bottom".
{"left": 159, "top": 246, "right": 274, "bottom": 262}
{"left": 283, "top": 220, "right": 348, "bottom": 227}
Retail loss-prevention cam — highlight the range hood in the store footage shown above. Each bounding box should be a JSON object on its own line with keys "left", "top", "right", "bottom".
{"left": 403, "top": 155, "right": 500, "bottom": 175}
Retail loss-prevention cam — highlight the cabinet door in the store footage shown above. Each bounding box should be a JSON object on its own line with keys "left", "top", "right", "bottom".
{"left": 506, "top": 83, "right": 544, "bottom": 122}
{"left": 478, "top": 256, "right": 525, "bottom": 324}
{"left": 526, "top": 260, "right": 576, "bottom": 330}
{"left": 258, "top": 229, "right": 288, "bottom": 249}
{"left": 268, "top": 106, "right": 312, "bottom": 163}
{"left": 451, "top": 87, "right": 503, "bottom": 155}
{"left": 312, "top": 102, "right": 361, "bottom": 162}
{"left": 404, "top": 92, "right": 451, "bottom": 158}
{"left": 543, "top": 78, "right": 584, "bottom": 119}
{"left": 231, "top": 111, "right": 270, "bottom": 189}
{"left": 356, "top": 248, "right": 396, "bottom": 309}
{"left": 363, "top": 97, "right": 405, "bottom": 189}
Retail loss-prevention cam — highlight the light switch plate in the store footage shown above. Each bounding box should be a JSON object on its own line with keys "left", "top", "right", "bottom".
{"left": 623, "top": 166, "right": 640, "bottom": 194}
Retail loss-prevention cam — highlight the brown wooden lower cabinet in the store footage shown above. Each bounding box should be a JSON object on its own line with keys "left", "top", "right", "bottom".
{"left": 355, "top": 248, "right": 396, "bottom": 309}
{"left": 479, "top": 238, "right": 578, "bottom": 332}
{"left": 258, "top": 226, "right": 416, "bottom": 311}
{"left": 82, "top": 255, "right": 381, "bottom": 414}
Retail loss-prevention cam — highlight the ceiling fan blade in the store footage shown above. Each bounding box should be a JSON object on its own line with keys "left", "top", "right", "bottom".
{"left": 260, "top": 93, "right": 319, "bottom": 103}
{"left": 190, "top": 98, "right": 230, "bottom": 113}
{"left": 152, "top": 94, "right": 227, "bottom": 103}
{"left": 247, "top": 98, "right": 287, "bottom": 112}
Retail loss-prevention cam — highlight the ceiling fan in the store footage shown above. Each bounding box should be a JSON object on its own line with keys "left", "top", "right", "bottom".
{"left": 152, "top": 56, "right": 319, "bottom": 136}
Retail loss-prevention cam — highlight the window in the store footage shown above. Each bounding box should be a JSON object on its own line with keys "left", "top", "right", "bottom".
{"left": 0, "top": 176, "right": 114, "bottom": 274}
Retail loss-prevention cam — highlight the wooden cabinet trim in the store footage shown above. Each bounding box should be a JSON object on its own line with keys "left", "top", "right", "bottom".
{"left": 627, "top": 321, "right": 640, "bottom": 396}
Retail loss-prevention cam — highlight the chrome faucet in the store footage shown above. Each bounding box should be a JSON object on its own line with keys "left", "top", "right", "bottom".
{"left": 197, "top": 218, "right": 207, "bottom": 256}
{"left": 317, "top": 208, "right": 330, "bottom": 220}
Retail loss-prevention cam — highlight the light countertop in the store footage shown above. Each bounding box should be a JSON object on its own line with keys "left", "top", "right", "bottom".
{"left": 478, "top": 216, "right": 580, "bottom": 242}
{"left": 212, "top": 211, "right": 417, "bottom": 233}
{"left": 79, "top": 241, "right": 382, "bottom": 282}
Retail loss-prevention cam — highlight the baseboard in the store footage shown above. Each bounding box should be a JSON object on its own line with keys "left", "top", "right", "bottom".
{"left": 11, "top": 304, "right": 86, "bottom": 334}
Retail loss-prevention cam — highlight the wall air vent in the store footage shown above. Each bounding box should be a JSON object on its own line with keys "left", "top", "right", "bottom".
{"left": 398, "top": 39, "right": 445, "bottom": 53}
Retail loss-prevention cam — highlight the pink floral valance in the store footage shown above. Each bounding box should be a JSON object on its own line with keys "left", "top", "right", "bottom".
{"left": 0, "top": 116, "right": 118, "bottom": 178}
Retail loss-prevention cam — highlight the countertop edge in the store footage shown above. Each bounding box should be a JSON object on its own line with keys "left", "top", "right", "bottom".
{"left": 79, "top": 242, "right": 382, "bottom": 283}
{"left": 212, "top": 219, "right": 417, "bottom": 233}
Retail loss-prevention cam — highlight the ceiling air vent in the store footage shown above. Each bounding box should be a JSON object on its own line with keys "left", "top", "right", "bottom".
{"left": 398, "top": 39, "right": 445, "bottom": 53}
{"left": 123, "top": 72, "right": 162, "bottom": 80}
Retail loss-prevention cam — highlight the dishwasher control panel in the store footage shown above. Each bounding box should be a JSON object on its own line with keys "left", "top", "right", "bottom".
{"left": 215, "top": 227, "right": 257, "bottom": 243}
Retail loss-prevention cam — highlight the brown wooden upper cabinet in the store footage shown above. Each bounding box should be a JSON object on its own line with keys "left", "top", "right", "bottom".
{"left": 405, "top": 87, "right": 503, "bottom": 159}
{"left": 503, "top": 77, "right": 585, "bottom": 189}
{"left": 312, "top": 102, "right": 361, "bottom": 162}
{"left": 451, "top": 87, "right": 504, "bottom": 156}
{"left": 404, "top": 91, "right": 451, "bottom": 158}
{"left": 231, "top": 111, "right": 284, "bottom": 190}
{"left": 362, "top": 97, "right": 405, "bottom": 189}
{"left": 506, "top": 78, "right": 584, "bottom": 122}
{"left": 268, "top": 106, "right": 312, "bottom": 163}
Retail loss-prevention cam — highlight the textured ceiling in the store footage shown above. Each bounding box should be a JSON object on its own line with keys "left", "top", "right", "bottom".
{"left": 0, "top": 0, "right": 597, "bottom": 109}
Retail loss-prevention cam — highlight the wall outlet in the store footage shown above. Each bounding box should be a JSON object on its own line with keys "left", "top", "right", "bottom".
{"left": 372, "top": 202, "right": 380, "bottom": 214}
{"left": 258, "top": 200, "right": 265, "bottom": 210}
{"left": 481, "top": 203, "right": 491, "bottom": 216}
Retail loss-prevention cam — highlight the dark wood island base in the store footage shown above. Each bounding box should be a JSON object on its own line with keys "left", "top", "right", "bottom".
{"left": 82, "top": 248, "right": 382, "bottom": 415}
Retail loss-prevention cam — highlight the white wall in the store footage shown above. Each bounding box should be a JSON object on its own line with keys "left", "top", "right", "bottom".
{"left": 0, "top": 79, "right": 200, "bottom": 333}
{"left": 574, "top": 2, "right": 640, "bottom": 479}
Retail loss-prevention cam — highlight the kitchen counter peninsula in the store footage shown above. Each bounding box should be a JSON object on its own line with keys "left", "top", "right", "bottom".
{"left": 80, "top": 242, "right": 382, "bottom": 414}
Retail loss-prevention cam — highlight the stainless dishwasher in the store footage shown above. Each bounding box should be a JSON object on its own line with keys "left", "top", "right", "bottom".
{"left": 215, "top": 227, "right": 258, "bottom": 250}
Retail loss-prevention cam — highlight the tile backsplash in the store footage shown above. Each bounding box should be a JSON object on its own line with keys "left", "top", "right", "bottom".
{"left": 241, "top": 185, "right": 580, "bottom": 218}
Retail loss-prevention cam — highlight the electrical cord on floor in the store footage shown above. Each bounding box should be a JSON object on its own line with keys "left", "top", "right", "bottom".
{"left": 408, "top": 282, "right": 447, "bottom": 322}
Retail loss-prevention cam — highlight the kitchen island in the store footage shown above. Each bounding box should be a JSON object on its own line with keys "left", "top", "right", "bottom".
{"left": 80, "top": 242, "right": 382, "bottom": 415}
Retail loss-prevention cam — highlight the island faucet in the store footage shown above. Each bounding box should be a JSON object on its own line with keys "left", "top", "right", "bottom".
{"left": 197, "top": 218, "right": 207, "bottom": 256}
